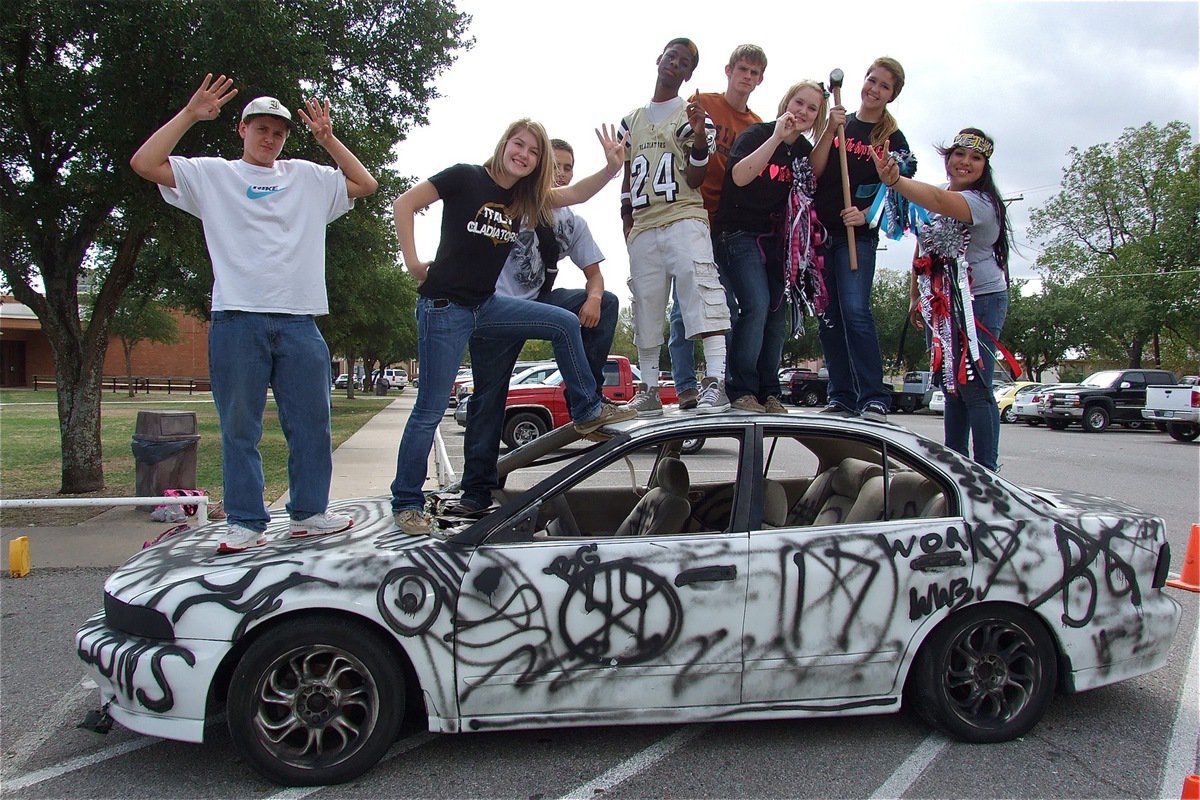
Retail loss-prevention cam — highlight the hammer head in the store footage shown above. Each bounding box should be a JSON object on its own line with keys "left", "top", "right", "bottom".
{"left": 828, "top": 68, "right": 844, "bottom": 89}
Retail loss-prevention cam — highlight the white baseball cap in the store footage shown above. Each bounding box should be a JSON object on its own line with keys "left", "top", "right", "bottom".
{"left": 241, "top": 97, "right": 293, "bottom": 127}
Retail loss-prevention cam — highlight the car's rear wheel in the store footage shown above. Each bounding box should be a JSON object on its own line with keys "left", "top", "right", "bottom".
{"left": 503, "top": 411, "right": 548, "bottom": 449}
{"left": 910, "top": 606, "right": 1056, "bottom": 743}
{"left": 680, "top": 436, "right": 705, "bottom": 455}
{"left": 1001, "top": 405, "right": 1017, "bottom": 424}
{"left": 1168, "top": 423, "right": 1200, "bottom": 442}
{"left": 802, "top": 389, "right": 821, "bottom": 407}
{"left": 1082, "top": 406, "right": 1110, "bottom": 433}
{"left": 228, "top": 618, "right": 404, "bottom": 786}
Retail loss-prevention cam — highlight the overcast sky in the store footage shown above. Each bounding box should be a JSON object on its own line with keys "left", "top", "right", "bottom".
{"left": 391, "top": 0, "right": 1199, "bottom": 302}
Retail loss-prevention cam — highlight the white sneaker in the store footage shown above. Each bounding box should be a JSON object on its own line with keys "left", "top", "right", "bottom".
{"left": 394, "top": 509, "right": 434, "bottom": 536}
{"left": 696, "top": 377, "right": 730, "bottom": 414}
{"left": 218, "top": 523, "right": 267, "bottom": 553}
{"left": 290, "top": 511, "right": 354, "bottom": 539}
{"left": 624, "top": 382, "right": 663, "bottom": 417}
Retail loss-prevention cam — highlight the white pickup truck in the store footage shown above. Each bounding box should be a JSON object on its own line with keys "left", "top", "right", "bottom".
{"left": 1142, "top": 380, "right": 1200, "bottom": 441}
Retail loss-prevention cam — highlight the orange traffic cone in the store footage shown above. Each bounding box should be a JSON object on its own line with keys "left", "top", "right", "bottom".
{"left": 1168, "top": 525, "right": 1200, "bottom": 592}
{"left": 1181, "top": 774, "right": 1199, "bottom": 800}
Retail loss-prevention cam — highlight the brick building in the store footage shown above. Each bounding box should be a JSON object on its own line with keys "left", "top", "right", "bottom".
{"left": 0, "top": 296, "right": 211, "bottom": 388}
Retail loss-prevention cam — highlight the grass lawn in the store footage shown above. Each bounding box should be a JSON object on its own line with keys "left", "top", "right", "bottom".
{"left": 0, "top": 390, "right": 392, "bottom": 525}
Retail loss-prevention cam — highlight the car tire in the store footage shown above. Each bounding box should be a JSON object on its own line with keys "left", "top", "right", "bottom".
{"left": 802, "top": 389, "right": 821, "bottom": 407}
{"left": 227, "top": 617, "right": 404, "bottom": 786}
{"left": 503, "top": 411, "right": 548, "bottom": 449}
{"left": 1045, "top": 419, "right": 1069, "bottom": 430}
{"left": 680, "top": 437, "right": 705, "bottom": 455}
{"left": 1001, "top": 406, "right": 1017, "bottom": 424}
{"left": 1082, "top": 406, "right": 1110, "bottom": 433}
{"left": 909, "top": 605, "right": 1056, "bottom": 743}
{"left": 1167, "top": 423, "right": 1200, "bottom": 442}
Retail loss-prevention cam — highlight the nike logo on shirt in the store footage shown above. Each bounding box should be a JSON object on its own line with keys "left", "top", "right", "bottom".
{"left": 246, "top": 185, "right": 286, "bottom": 200}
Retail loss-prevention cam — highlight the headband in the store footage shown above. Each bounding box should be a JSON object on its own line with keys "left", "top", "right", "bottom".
{"left": 953, "top": 132, "right": 994, "bottom": 159}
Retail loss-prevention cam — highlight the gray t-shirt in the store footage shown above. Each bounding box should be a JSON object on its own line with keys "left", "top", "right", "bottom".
{"left": 959, "top": 189, "right": 1005, "bottom": 296}
{"left": 494, "top": 207, "right": 604, "bottom": 300}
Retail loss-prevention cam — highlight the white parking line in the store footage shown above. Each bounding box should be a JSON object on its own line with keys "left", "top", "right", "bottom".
{"left": 0, "top": 677, "right": 93, "bottom": 780}
{"left": 867, "top": 731, "right": 950, "bottom": 799}
{"left": 263, "top": 732, "right": 437, "bottom": 800}
{"left": 555, "top": 725, "right": 710, "bottom": 800}
{"left": 1, "top": 737, "right": 160, "bottom": 792}
{"left": 1157, "top": 628, "right": 1200, "bottom": 800}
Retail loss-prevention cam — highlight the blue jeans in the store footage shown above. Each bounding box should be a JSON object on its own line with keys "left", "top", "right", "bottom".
{"left": 459, "top": 288, "right": 618, "bottom": 509}
{"left": 817, "top": 234, "right": 890, "bottom": 411}
{"left": 944, "top": 290, "right": 1008, "bottom": 470}
{"left": 390, "top": 295, "right": 601, "bottom": 512}
{"left": 717, "top": 231, "right": 787, "bottom": 401}
{"left": 208, "top": 311, "right": 333, "bottom": 532}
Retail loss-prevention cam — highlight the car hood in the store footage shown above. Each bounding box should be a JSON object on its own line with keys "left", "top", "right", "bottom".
{"left": 1026, "top": 486, "right": 1149, "bottom": 518}
{"left": 102, "top": 498, "right": 461, "bottom": 606}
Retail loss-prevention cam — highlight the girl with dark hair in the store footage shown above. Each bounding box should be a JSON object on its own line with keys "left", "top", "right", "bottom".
{"left": 872, "top": 127, "right": 1015, "bottom": 470}
{"left": 811, "top": 56, "right": 915, "bottom": 422}
{"left": 389, "top": 120, "right": 635, "bottom": 534}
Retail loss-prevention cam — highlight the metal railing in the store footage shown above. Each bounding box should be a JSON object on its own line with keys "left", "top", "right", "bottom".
{"left": 0, "top": 495, "right": 210, "bottom": 525}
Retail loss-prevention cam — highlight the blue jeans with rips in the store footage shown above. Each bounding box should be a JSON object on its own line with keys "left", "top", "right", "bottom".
{"left": 817, "top": 234, "right": 891, "bottom": 412}
{"left": 390, "top": 294, "right": 601, "bottom": 512}
{"left": 717, "top": 231, "right": 787, "bottom": 401}
{"left": 944, "top": 290, "right": 1008, "bottom": 470}
{"left": 458, "top": 287, "right": 618, "bottom": 509}
{"left": 208, "top": 311, "right": 333, "bottom": 533}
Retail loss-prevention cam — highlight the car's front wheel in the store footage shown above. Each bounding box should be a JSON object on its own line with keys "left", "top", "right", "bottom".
{"left": 909, "top": 606, "right": 1056, "bottom": 743}
{"left": 227, "top": 618, "right": 405, "bottom": 786}
{"left": 503, "top": 411, "right": 548, "bottom": 449}
{"left": 1001, "top": 405, "right": 1017, "bottom": 424}
{"left": 802, "top": 389, "right": 821, "bottom": 407}
{"left": 1082, "top": 405, "right": 1110, "bottom": 433}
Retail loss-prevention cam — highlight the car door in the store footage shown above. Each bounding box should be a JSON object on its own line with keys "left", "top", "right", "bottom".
{"left": 454, "top": 535, "right": 748, "bottom": 720}
{"left": 743, "top": 432, "right": 974, "bottom": 703}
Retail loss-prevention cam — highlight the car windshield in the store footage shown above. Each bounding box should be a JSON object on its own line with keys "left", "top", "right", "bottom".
{"left": 1079, "top": 371, "right": 1121, "bottom": 388}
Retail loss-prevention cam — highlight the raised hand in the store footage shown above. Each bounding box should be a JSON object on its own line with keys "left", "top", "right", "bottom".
{"left": 594, "top": 123, "right": 627, "bottom": 176}
{"left": 685, "top": 101, "right": 707, "bottom": 146}
{"left": 828, "top": 104, "right": 847, "bottom": 131}
{"left": 185, "top": 74, "right": 238, "bottom": 121}
{"left": 297, "top": 97, "right": 334, "bottom": 144}
{"left": 774, "top": 111, "right": 798, "bottom": 140}
{"left": 871, "top": 140, "right": 900, "bottom": 185}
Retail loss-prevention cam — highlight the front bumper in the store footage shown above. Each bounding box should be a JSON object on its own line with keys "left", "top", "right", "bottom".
{"left": 75, "top": 612, "right": 228, "bottom": 743}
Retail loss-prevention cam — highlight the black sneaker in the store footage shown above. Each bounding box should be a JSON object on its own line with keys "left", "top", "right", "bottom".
{"left": 860, "top": 403, "right": 889, "bottom": 423}
{"left": 818, "top": 404, "right": 856, "bottom": 418}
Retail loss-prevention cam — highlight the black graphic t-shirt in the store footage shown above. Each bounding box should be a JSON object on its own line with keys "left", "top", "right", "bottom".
{"left": 813, "top": 114, "right": 914, "bottom": 240}
{"left": 420, "top": 164, "right": 519, "bottom": 306}
{"left": 714, "top": 122, "right": 814, "bottom": 234}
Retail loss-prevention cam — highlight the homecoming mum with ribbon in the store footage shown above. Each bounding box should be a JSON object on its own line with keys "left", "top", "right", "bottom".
{"left": 873, "top": 127, "right": 1016, "bottom": 471}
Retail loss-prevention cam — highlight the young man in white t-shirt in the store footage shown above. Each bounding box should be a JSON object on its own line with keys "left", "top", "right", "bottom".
{"left": 130, "top": 74, "right": 378, "bottom": 553}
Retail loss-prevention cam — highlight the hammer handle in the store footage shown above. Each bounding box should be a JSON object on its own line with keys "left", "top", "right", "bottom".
{"left": 831, "top": 85, "right": 859, "bottom": 271}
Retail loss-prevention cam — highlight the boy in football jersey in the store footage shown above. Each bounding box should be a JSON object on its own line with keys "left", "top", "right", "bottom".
{"left": 619, "top": 38, "right": 731, "bottom": 415}
{"left": 130, "top": 74, "right": 378, "bottom": 553}
{"left": 666, "top": 43, "right": 768, "bottom": 408}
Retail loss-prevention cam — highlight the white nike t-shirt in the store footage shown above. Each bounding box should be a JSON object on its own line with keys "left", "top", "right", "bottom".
{"left": 161, "top": 157, "right": 352, "bottom": 314}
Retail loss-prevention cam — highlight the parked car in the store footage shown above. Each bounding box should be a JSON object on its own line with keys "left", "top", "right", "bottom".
{"left": 458, "top": 362, "right": 558, "bottom": 404}
{"left": 1041, "top": 369, "right": 1177, "bottom": 432}
{"left": 1142, "top": 382, "right": 1200, "bottom": 442}
{"left": 784, "top": 368, "right": 829, "bottom": 407}
{"left": 927, "top": 389, "right": 945, "bottom": 415}
{"left": 333, "top": 373, "right": 361, "bottom": 391}
{"left": 77, "top": 411, "right": 1181, "bottom": 786}
{"left": 995, "top": 381, "right": 1040, "bottom": 424}
{"left": 1014, "top": 384, "right": 1068, "bottom": 426}
{"left": 448, "top": 368, "right": 473, "bottom": 407}
{"left": 372, "top": 367, "right": 408, "bottom": 390}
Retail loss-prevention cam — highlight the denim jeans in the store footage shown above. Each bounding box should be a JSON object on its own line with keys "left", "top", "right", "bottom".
{"left": 817, "top": 234, "right": 890, "bottom": 411}
{"left": 458, "top": 288, "right": 618, "bottom": 509}
{"left": 944, "top": 290, "right": 1008, "bottom": 470}
{"left": 390, "top": 294, "right": 601, "bottom": 512}
{"left": 717, "top": 231, "right": 787, "bottom": 400}
{"left": 208, "top": 311, "right": 333, "bottom": 532}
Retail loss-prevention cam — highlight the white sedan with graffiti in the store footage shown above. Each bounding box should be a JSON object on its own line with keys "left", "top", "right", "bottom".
{"left": 76, "top": 413, "right": 1181, "bottom": 786}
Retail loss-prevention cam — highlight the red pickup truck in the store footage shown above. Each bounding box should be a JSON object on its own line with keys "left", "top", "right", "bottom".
{"left": 455, "top": 355, "right": 678, "bottom": 449}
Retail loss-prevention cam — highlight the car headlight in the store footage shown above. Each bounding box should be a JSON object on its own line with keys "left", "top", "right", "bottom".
{"left": 105, "top": 593, "right": 175, "bottom": 640}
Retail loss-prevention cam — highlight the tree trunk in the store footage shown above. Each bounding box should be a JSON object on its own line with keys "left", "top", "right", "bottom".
{"left": 47, "top": 320, "right": 108, "bottom": 493}
{"left": 1129, "top": 338, "right": 1144, "bottom": 368}
{"left": 345, "top": 348, "right": 357, "bottom": 398}
{"left": 123, "top": 338, "right": 135, "bottom": 398}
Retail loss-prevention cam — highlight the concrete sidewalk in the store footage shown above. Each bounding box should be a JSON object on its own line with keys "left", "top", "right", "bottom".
{"left": 1, "top": 393, "right": 422, "bottom": 570}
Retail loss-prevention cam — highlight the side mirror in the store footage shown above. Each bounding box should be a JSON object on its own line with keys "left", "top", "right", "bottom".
{"left": 1120, "top": 381, "right": 1132, "bottom": 389}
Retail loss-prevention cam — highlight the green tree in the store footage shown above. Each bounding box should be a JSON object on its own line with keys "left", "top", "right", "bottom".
{"left": 108, "top": 297, "right": 181, "bottom": 397}
{"left": 871, "top": 268, "right": 928, "bottom": 376}
{"left": 0, "top": 0, "right": 468, "bottom": 492}
{"left": 1029, "top": 121, "right": 1200, "bottom": 369}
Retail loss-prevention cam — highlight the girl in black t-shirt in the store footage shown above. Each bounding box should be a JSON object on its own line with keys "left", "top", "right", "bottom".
{"left": 811, "top": 57, "right": 915, "bottom": 422}
{"left": 713, "top": 80, "right": 842, "bottom": 412}
{"left": 390, "top": 119, "right": 634, "bottom": 534}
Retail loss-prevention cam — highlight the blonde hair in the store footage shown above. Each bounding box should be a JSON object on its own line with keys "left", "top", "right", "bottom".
{"left": 865, "top": 57, "right": 905, "bottom": 147}
{"left": 777, "top": 80, "right": 830, "bottom": 142}
{"left": 483, "top": 119, "right": 555, "bottom": 227}
{"left": 728, "top": 44, "right": 767, "bottom": 71}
